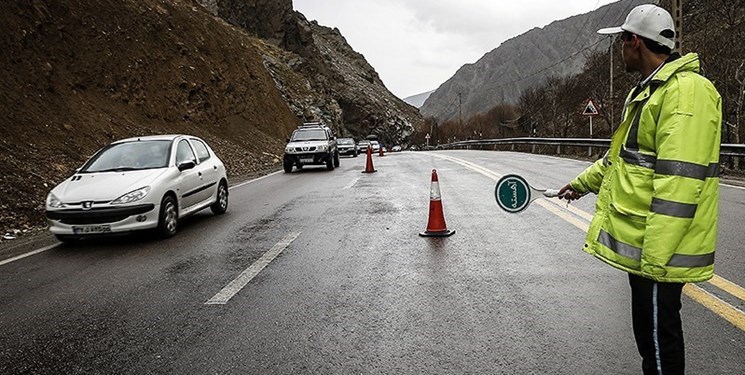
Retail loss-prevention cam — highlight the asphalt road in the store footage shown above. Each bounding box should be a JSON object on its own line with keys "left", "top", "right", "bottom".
{"left": 1, "top": 150, "right": 743, "bottom": 374}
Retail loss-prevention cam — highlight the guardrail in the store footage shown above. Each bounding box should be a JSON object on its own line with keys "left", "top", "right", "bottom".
{"left": 435, "top": 137, "right": 745, "bottom": 157}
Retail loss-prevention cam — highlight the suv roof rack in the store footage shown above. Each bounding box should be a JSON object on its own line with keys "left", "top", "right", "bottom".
{"left": 299, "top": 122, "right": 327, "bottom": 128}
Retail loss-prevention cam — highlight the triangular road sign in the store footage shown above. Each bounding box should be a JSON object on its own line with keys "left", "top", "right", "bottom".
{"left": 582, "top": 99, "right": 599, "bottom": 116}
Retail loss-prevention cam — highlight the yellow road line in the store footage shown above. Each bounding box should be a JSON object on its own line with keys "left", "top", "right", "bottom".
{"left": 433, "top": 152, "right": 745, "bottom": 332}
{"left": 708, "top": 274, "right": 745, "bottom": 302}
{"left": 543, "top": 196, "right": 595, "bottom": 222}
{"left": 534, "top": 199, "right": 590, "bottom": 232}
{"left": 683, "top": 284, "right": 745, "bottom": 331}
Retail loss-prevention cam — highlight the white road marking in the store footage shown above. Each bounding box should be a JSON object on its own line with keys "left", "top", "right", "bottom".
{"left": 229, "top": 171, "right": 282, "bottom": 190}
{"left": 343, "top": 176, "right": 360, "bottom": 190}
{"left": 0, "top": 244, "right": 59, "bottom": 267}
{"left": 205, "top": 231, "right": 301, "bottom": 305}
{"left": 721, "top": 183, "right": 745, "bottom": 191}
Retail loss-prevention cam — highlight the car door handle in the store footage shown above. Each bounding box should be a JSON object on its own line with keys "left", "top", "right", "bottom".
{"left": 198, "top": 172, "right": 202, "bottom": 177}
{"left": 213, "top": 165, "right": 217, "bottom": 170}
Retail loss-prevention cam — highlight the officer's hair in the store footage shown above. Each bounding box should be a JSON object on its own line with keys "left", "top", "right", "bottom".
{"left": 622, "top": 31, "right": 672, "bottom": 55}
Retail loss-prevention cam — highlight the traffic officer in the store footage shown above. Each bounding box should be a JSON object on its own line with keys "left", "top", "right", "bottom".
{"left": 558, "top": 4, "right": 722, "bottom": 374}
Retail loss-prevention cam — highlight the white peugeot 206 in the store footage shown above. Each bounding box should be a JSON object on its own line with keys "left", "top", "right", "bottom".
{"left": 46, "top": 135, "right": 229, "bottom": 242}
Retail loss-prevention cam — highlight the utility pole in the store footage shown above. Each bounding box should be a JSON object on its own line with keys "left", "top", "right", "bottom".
{"left": 609, "top": 36, "right": 614, "bottom": 133}
{"left": 672, "top": 0, "right": 683, "bottom": 53}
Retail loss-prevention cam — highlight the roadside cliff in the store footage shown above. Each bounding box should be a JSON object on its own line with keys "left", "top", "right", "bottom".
{"left": 0, "top": 0, "right": 420, "bottom": 233}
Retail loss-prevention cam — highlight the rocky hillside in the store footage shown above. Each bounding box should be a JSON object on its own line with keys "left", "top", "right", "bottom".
{"left": 206, "top": 0, "right": 422, "bottom": 144}
{"left": 421, "top": 0, "right": 650, "bottom": 122}
{"left": 0, "top": 0, "right": 421, "bottom": 234}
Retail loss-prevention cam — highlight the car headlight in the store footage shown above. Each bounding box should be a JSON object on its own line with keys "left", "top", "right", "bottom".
{"left": 111, "top": 186, "right": 151, "bottom": 205}
{"left": 285, "top": 147, "right": 293, "bottom": 153}
{"left": 46, "top": 193, "right": 66, "bottom": 209}
{"left": 317, "top": 144, "right": 328, "bottom": 152}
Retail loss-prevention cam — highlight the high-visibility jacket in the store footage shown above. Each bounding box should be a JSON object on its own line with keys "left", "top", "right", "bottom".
{"left": 570, "top": 53, "right": 722, "bottom": 283}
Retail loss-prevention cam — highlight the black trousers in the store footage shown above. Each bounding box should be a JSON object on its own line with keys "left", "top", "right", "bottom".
{"left": 628, "top": 273, "right": 686, "bottom": 375}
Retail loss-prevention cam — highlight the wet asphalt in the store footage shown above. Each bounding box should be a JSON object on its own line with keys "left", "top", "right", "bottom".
{"left": 1, "top": 150, "right": 743, "bottom": 374}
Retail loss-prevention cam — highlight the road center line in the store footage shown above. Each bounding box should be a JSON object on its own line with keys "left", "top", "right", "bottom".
{"left": 683, "top": 284, "right": 745, "bottom": 331}
{"left": 708, "top": 274, "right": 745, "bottom": 302}
{"left": 205, "top": 231, "right": 301, "bottom": 305}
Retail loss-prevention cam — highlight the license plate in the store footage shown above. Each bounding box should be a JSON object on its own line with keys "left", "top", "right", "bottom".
{"left": 72, "top": 225, "right": 112, "bottom": 235}
{"left": 300, "top": 158, "right": 314, "bottom": 163}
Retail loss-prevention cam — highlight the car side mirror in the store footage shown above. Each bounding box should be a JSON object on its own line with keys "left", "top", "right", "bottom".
{"left": 178, "top": 161, "right": 196, "bottom": 171}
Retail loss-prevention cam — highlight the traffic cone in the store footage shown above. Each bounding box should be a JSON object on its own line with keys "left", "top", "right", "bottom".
{"left": 362, "top": 145, "right": 376, "bottom": 173}
{"left": 378, "top": 144, "right": 385, "bottom": 157}
{"left": 419, "top": 169, "right": 455, "bottom": 237}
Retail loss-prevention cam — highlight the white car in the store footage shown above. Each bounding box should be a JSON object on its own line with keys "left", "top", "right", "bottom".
{"left": 45, "top": 135, "right": 228, "bottom": 242}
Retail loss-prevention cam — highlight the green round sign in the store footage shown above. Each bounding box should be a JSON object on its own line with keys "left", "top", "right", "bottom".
{"left": 495, "top": 174, "right": 532, "bottom": 213}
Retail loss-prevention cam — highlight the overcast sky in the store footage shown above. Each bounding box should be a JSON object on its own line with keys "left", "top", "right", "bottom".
{"left": 294, "top": 0, "right": 621, "bottom": 99}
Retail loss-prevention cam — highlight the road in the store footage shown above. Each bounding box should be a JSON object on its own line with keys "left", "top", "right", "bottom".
{"left": 1, "top": 150, "right": 743, "bottom": 374}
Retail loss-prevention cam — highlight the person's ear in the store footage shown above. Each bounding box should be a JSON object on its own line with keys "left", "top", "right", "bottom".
{"left": 631, "top": 34, "right": 643, "bottom": 50}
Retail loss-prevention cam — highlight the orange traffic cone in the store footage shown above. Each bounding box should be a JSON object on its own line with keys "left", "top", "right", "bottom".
{"left": 419, "top": 169, "right": 455, "bottom": 237}
{"left": 378, "top": 144, "right": 385, "bottom": 157}
{"left": 362, "top": 145, "right": 376, "bottom": 173}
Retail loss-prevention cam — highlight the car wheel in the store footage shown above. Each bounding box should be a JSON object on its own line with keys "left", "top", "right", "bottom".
{"left": 326, "top": 154, "right": 334, "bottom": 170}
{"left": 283, "top": 159, "right": 293, "bottom": 173}
{"left": 333, "top": 151, "right": 340, "bottom": 167}
{"left": 210, "top": 181, "right": 228, "bottom": 215}
{"left": 158, "top": 195, "right": 178, "bottom": 238}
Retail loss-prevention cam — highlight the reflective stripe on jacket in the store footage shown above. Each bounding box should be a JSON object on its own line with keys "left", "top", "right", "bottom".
{"left": 570, "top": 53, "right": 722, "bottom": 283}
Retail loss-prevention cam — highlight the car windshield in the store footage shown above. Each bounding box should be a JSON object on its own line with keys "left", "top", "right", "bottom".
{"left": 81, "top": 140, "right": 171, "bottom": 173}
{"left": 337, "top": 138, "right": 354, "bottom": 145}
{"left": 291, "top": 129, "right": 327, "bottom": 141}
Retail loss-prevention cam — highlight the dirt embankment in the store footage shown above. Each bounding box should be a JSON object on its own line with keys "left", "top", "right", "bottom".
{"left": 0, "top": 0, "right": 303, "bottom": 234}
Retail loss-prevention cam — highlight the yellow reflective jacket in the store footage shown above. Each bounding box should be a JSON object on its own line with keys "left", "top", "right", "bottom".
{"left": 570, "top": 53, "right": 722, "bottom": 283}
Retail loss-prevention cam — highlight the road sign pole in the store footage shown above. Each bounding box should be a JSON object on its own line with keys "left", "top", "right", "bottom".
{"left": 582, "top": 98, "right": 598, "bottom": 157}
{"left": 589, "top": 116, "right": 593, "bottom": 156}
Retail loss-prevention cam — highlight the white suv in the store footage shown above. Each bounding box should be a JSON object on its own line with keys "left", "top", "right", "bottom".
{"left": 283, "top": 123, "right": 340, "bottom": 172}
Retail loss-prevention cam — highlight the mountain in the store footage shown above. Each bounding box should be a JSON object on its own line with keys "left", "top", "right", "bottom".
{"left": 420, "top": 0, "right": 651, "bottom": 122}
{"left": 0, "top": 0, "right": 421, "bottom": 232}
{"left": 204, "top": 0, "right": 422, "bottom": 143}
{"left": 403, "top": 90, "right": 434, "bottom": 108}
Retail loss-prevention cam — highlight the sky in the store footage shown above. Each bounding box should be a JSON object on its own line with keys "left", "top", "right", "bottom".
{"left": 294, "top": 0, "right": 621, "bottom": 100}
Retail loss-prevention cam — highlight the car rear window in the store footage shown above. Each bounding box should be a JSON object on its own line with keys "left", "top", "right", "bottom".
{"left": 190, "top": 138, "right": 211, "bottom": 163}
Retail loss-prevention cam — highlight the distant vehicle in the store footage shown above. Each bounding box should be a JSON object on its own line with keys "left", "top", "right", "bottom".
{"left": 45, "top": 135, "right": 229, "bottom": 242}
{"left": 410, "top": 145, "right": 419, "bottom": 151}
{"left": 392, "top": 145, "right": 402, "bottom": 152}
{"left": 357, "top": 140, "right": 371, "bottom": 153}
{"left": 283, "top": 122, "right": 339, "bottom": 172}
{"left": 336, "top": 137, "right": 358, "bottom": 157}
{"left": 370, "top": 140, "right": 380, "bottom": 153}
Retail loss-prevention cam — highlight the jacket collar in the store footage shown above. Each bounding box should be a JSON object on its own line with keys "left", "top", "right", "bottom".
{"left": 650, "top": 52, "right": 699, "bottom": 83}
